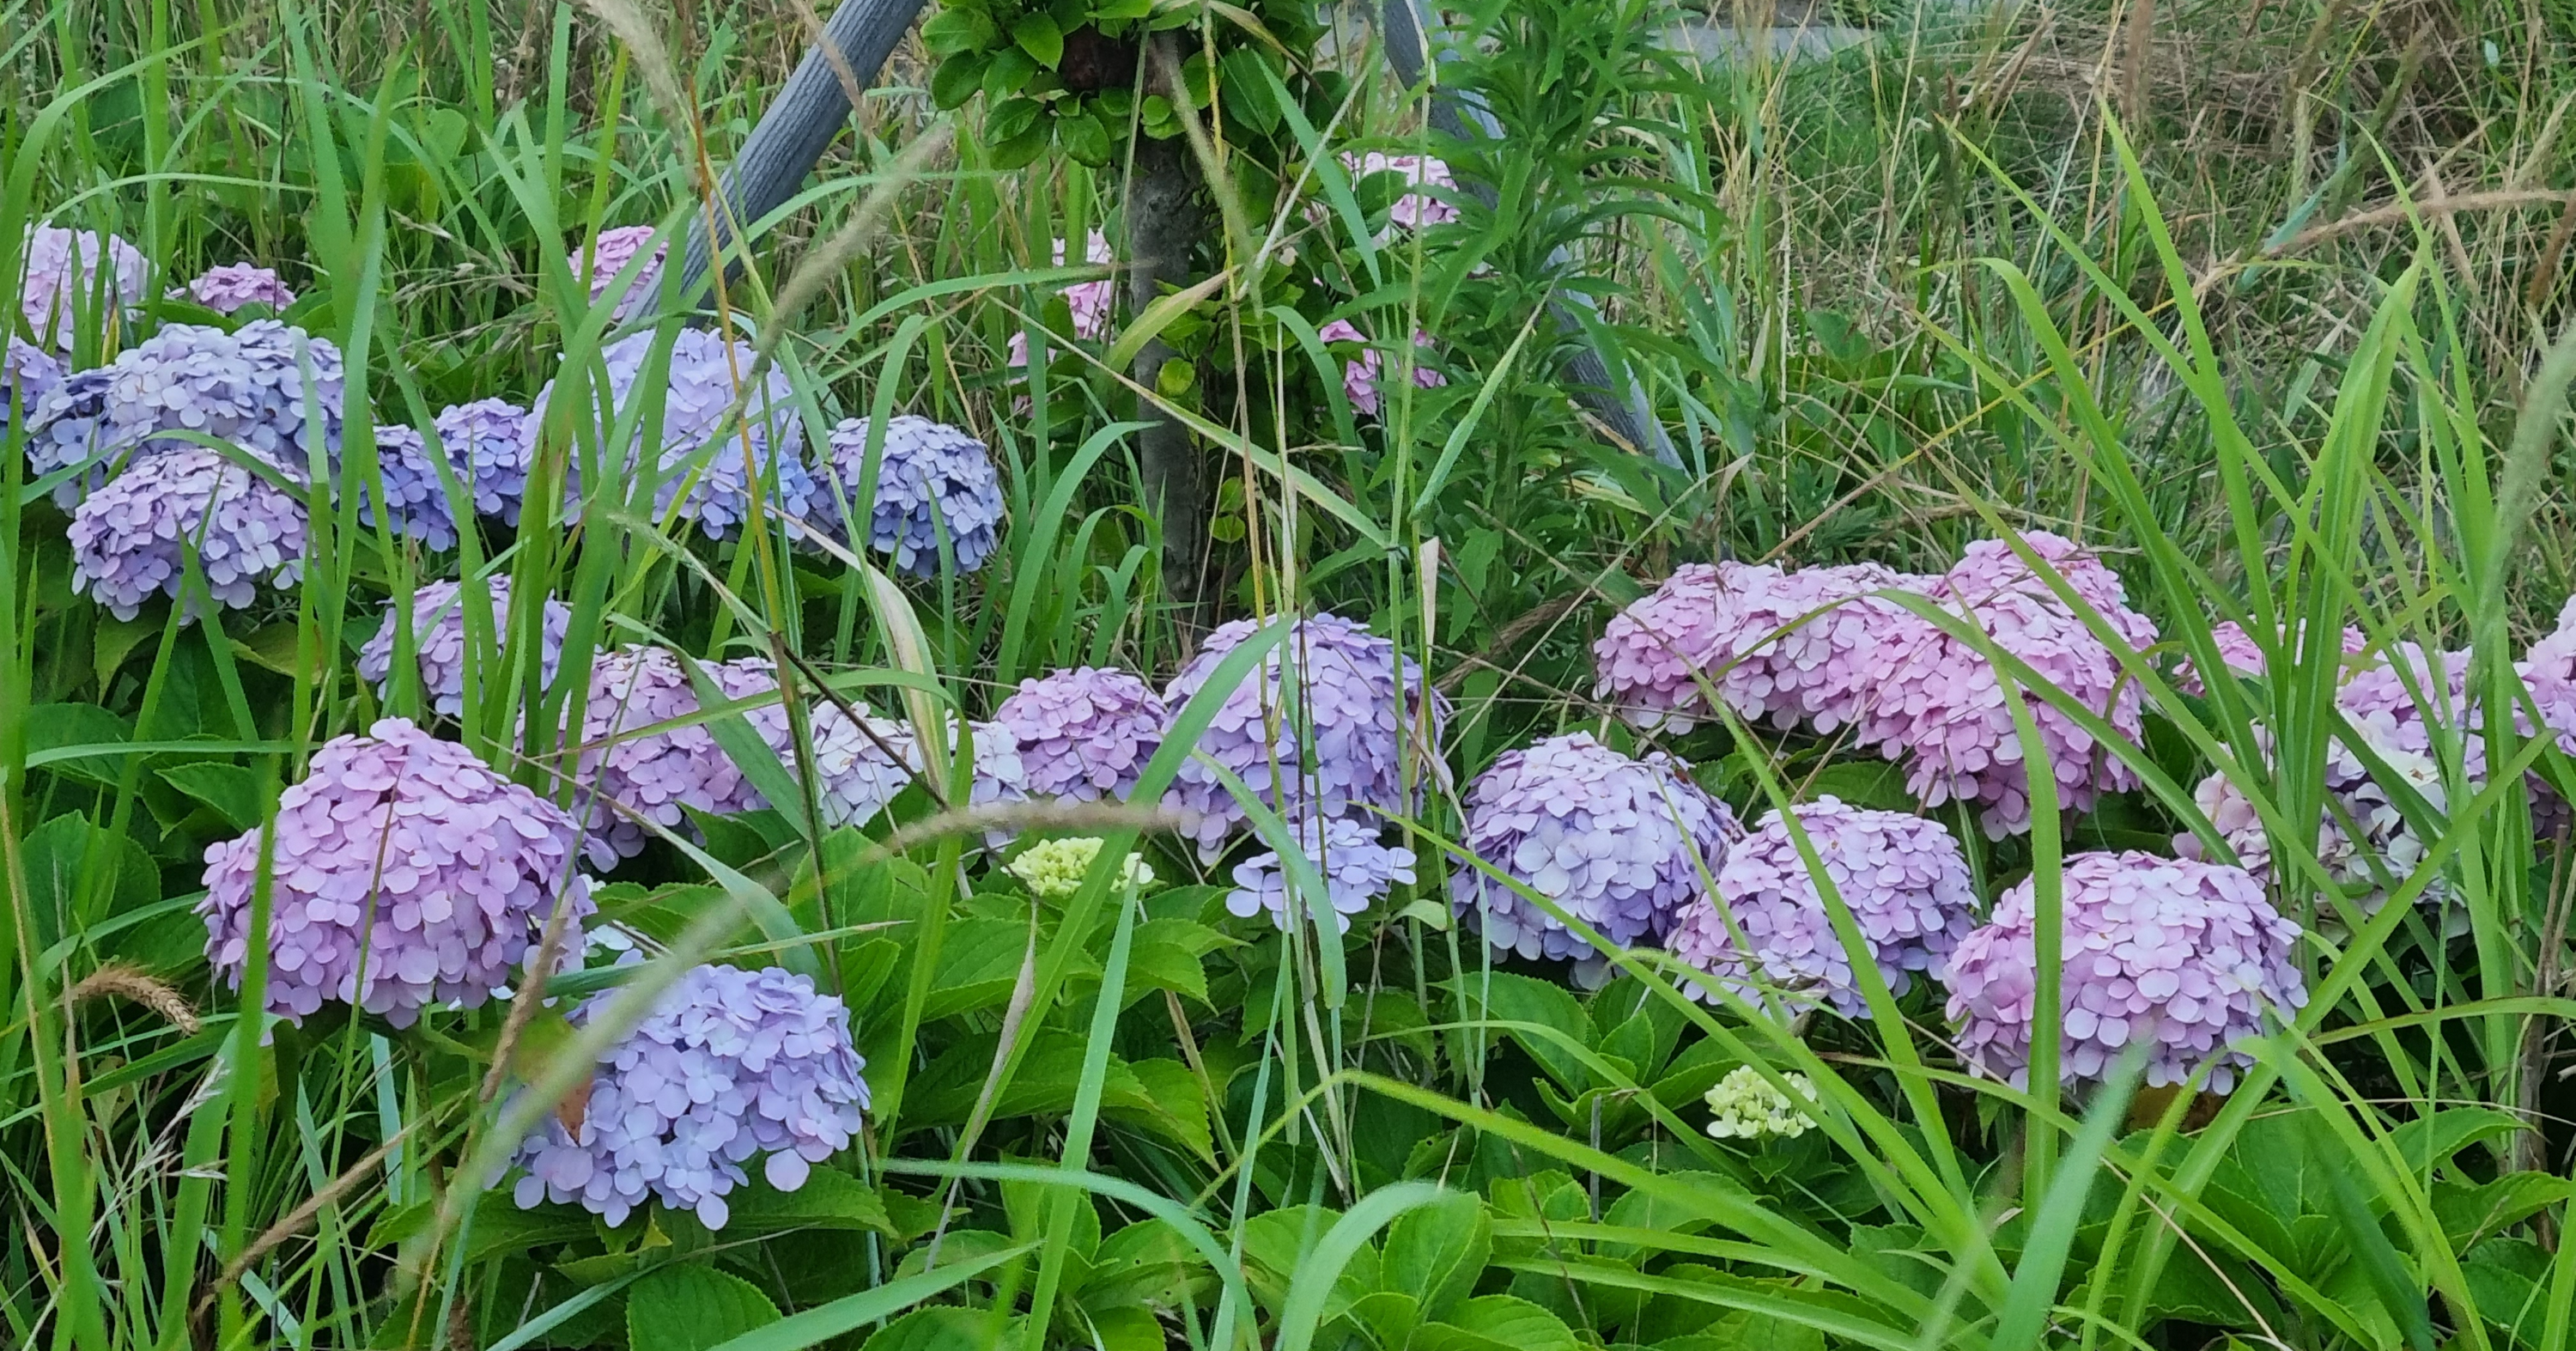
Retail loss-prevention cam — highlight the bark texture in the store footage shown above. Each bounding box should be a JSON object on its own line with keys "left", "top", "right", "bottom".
{"left": 1122, "top": 119, "right": 1212, "bottom": 602}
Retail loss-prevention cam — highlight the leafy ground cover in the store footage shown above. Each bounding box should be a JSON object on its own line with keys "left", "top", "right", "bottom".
{"left": 5, "top": 0, "right": 2576, "bottom": 1348}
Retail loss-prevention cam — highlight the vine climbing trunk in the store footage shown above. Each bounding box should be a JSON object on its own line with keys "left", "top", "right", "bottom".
{"left": 1124, "top": 52, "right": 1212, "bottom": 606}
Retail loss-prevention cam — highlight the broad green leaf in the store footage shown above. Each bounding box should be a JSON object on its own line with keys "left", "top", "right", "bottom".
{"left": 625, "top": 1263, "right": 782, "bottom": 1351}
{"left": 1010, "top": 12, "right": 1063, "bottom": 66}
{"left": 1410, "top": 1295, "right": 1581, "bottom": 1351}
{"left": 1380, "top": 1191, "right": 1490, "bottom": 1324}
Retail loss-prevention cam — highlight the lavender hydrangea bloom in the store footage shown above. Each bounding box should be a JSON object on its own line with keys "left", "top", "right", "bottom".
{"left": 2178, "top": 730, "right": 2450, "bottom": 919}
{"left": 537, "top": 329, "right": 815, "bottom": 540}
{"left": 1595, "top": 560, "right": 1933, "bottom": 735}
{"left": 2524, "top": 598, "right": 2576, "bottom": 745}
{"left": 507, "top": 963, "right": 868, "bottom": 1230}
{"left": 435, "top": 399, "right": 538, "bottom": 524}
{"left": 27, "top": 367, "right": 117, "bottom": 507}
{"left": 576, "top": 225, "right": 666, "bottom": 322}
{"left": 1343, "top": 152, "right": 1461, "bottom": 232}
{"left": 2338, "top": 643, "right": 2479, "bottom": 765}
{"left": 1594, "top": 563, "right": 1732, "bottom": 733}
{"left": 1944, "top": 851, "right": 2306, "bottom": 1092}
{"left": 69, "top": 446, "right": 307, "bottom": 620}
{"left": 357, "top": 579, "right": 574, "bottom": 718}
{"left": 992, "top": 666, "right": 1169, "bottom": 802}
{"left": 1940, "top": 532, "right": 2160, "bottom": 652}
{"left": 573, "top": 650, "right": 793, "bottom": 864}
{"left": 793, "top": 700, "right": 920, "bottom": 829}
{"left": 347, "top": 425, "right": 464, "bottom": 549}
{"left": 20, "top": 225, "right": 148, "bottom": 350}
{"left": 817, "top": 416, "right": 1005, "bottom": 576}
{"left": 1451, "top": 733, "right": 1738, "bottom": 966}
{"left": 100, "top": 320, "right": 346, "bottom": 482}
{"left": 2176, "top": 620, "right": 2370, "bottom": 696}
{"left": 197, "top": 718, "right": 595, "bottom": 1027}
{"left": 1228, "top": 814, "right": 1416, "bottom": 934}
{"left": 1163, "top": 612, "right": 1449, "bottom": 860}
{"left": 3, "top": 336, "right": 62, "bottom": 423}
{"left": 173, "top": 263, "right": 296, "bottom": 314}
{"left": 1669, "top": 798, "right": 1974, "bottom": 1016}
{"left": 1316, "top": 319, "right": 1444, "bottom": 417}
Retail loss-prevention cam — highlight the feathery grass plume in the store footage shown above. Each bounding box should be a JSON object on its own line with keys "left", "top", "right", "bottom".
{"left": 1670, "top": 797, "right": 1974, "bottom": 1016}
{"left": 1944, "top": 850, "right": 2306, "bottom": 1092}
{"left": 1452, "top": 732, "right": 1737, "bottom": 970}
{"left": 197, "top": 719, "right": 594, "bottom": 1027}
{"left": 68, "top": 445, "right": 307, "bottom": 620}
{"left": 505, "top": 964, "right": 867, "bottom": 1230}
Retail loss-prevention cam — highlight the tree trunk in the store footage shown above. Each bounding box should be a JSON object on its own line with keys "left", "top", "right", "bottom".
{"left": 1124, "top": 119, "right": 1212, "bottom": 604}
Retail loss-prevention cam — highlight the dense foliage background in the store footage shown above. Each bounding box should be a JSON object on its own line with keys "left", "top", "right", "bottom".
{"left": 5, "top": 0, "right": 2576, "bottom": 1348}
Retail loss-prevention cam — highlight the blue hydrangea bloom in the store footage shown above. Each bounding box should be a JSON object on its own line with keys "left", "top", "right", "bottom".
{"left": 435, "top": 399, "right": 537, "bottom": 524}
{"left": 817, "top": 415, "right": 1005, "bottom": 576}
{"left": 68, "top": 446, "right": 307, "bottom": 621}
{"left": 534, "top": 329, "right": 816, "bottom": 541}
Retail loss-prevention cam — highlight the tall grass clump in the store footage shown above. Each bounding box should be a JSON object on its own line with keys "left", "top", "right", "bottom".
{"left": 1, "top": 0, "right": 2573, "bottom": 1348}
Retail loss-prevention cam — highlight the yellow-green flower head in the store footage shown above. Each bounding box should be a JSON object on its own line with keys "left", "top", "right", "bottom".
{"left": 1007, "top": 837, "right": 1154, "bottom": 900}
{"left": 1703, "top": 1066, "right": 1820, "bottom": 1141}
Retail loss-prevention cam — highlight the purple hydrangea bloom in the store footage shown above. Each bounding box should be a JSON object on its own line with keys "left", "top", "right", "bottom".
{"left": 537, "top": 328, "right": 816, "bottom": 540}
{"left": 576, "top": 225, "right": 667, "bottom": 322}
{"left": 27, "top": 367, "right": 118, "bottom": 507}
{"left": 2178, "top": 729, "right": 2450, "bottom": 919}
{"left": 1939, "top": 531, "right": 2160, "bottom": 653}
{"left": 1595, "top": 560, "right": 1932, "bottom": 735}
{"left": 100, "top": 320, "right": 347, "bottom": 482}
{"left": 436, "top": 399, "right": 538, "bottom": 524}
{"left": 1855, "top": 587, "right": 2146, "bottom": 839}
{"left": 3, "top": 335, "right": 62, "bottom": 421}
{"left": 1162, "top": 612, "right": 1449, "bottom": 861}
{"left": 348, "top": 425, "right": 462, "bottom": 549}
{"left": 197, "top": 718, "right": 595, "bottom": 1027}
{"left": 69, "top": 446, "right": 307, "bottom": 620}
{"left": 1450, "top": 733, "right": 1738, "bottom": 966}
{"left": 1227, "top": 814, "right": 1416, "bottom": 933}
{"left": 816, "top": 415, "right": 1006, "bottom": 576}
{"left": 791, "top": 699, "right": 921, "bottom": 829}
{"left": 1669, "top": 797, "right": 1974, "bottom": 1017}
{"left": 20, "top": 225, "right": 148, "bottom": 350}
{"left": 573, "top": 649, "right": 793, "bottom": 865}
{"left": 2337, "top": 642, "right": 2479, "bottom": 765}
{"left": 1942, "top": 850, "right": 2307, "bottom": 1092}
{"left": 357, "top": 579, "right": 574, "bottom": 718}
{"left": 2176, "top": 620, "right": 2370, "bottom": 696}
{"left": 992, "top": 666, "right": 1168, "bottom": 802}
{"left": 507, "top": 963, "right": 868, "bottom": 1230}
{"left": 2524, "top": 598, "right": 2576, "bottom": 741}
{"left": 1002, "top": 234, "right": 1117, "bottom": 385}
{"left": 1343, "top": 152, "right": 1461, "bottom": 232}
{"left": 1316, "top": 319, "right": 1444, "bottom": 417}
{"left": 173, "top": 263, "right": 296, "bottom": 314}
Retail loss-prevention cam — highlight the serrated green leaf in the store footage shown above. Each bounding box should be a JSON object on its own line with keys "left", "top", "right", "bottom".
{"left": 625, "top": 1263, "right": 781, "bottom": 1351}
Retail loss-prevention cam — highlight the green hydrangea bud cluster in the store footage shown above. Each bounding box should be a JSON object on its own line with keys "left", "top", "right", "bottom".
{"left": 1006, "top": 836, "right": 1156, "bottom": 900}
{"left": 1701, "top": 1066, "right": 1820, "bottom": 1141}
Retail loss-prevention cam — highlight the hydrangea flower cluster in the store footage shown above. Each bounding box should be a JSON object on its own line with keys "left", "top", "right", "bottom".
{"left": 2178, "top": 729, "right": 2450, "bottom": 918}
{"left": 173, "top": 263, "right": 296, "bottom": 314}
{"left": 990, "top": 666, "right": 1168, "bottom": 803}
{"left": 1162, "top": 612, "right": 1449, "bottom": 860}
{"left": 20, "top": 224, "right": 147, "bottom": 350}
{"left": 68, "top": 446, "right": 307, "bottom": 620}
{"left": 1008, "top": 837, "right": 1156, "bottom": 900}
{"left": 1450, "top": 733, "right": 1737, "bottom": 965}
{"left": 577, "top": 225, "right": 666, "bottom": 322}
{"left": 817, "top": 416, "right": 1005, "bottom": 575}
{"left": 1315, "top": 319, "right": 1444, "bottom": 417}
{"left": 1594, "top": 560, "right": 1931, "bottom": 735}
{"left": 2520, "top": 597, "right": 2576, "bottom": 749}
{"left": 1702, "top": 1066, "right": 1820, "bottom": 1141}
{"left": 574, "top": 648, "right": 787, "bottom": 864}
{"left": 2176, "top": 619, "right": 2369, "bottom": 695}
{"left": 2337, "top": 642, "right": 2479, "bottom": 764}
{"left": 1227, "top": 815, "right": 1417, "bottom": 934}
{"left": 197, "top": 719, "right": 595, "bottom": 1027}
{"left": 1855, "top": 585, "right": 2147, "bottom": 838}
{"left": 357, "top": 579, "right": 574, "bottom": 718}
{"left": 1343, "top": 152, "right": 1461, "bottom": 232}
{"left": 435, "top": 399, "right": 538, "bottom": 525}
{"left": 507, "top": 963, "right": 868, "bottom": 1230}
{"left": 1669, "top": 798, "right": 1974, "bottom": 1016}
{"left": 788, "top": 699, "right": 920, "bottom": 830}
{"left": 1938, "top": 531, "right": 2160, "bottom": 653}
{"left": 348, "top": 424, "right": 465, "bottom": 549}
{"left": 96, "top": 320, "right": 347, "bottom": 482}
{"left": 538, "top": 329, "right": 815, "bottom": 540}
{"left": 1003, "top": 234, "right": 1117, "bottom": 387}
{"left": 27, "top": 367, "right": 116, "bottom": 507}
{"left": 3, "top": 336, "right": 62, "bottom": 433}
{"left": 1943, "top": 850, "right": 2307, "bottom": 1092}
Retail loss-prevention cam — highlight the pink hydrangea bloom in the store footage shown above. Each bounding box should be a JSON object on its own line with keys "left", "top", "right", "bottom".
{"left": 173, "top": 263, "right": 296, "bottom": 314}
{"left": 2176, "top": 620, "right": 2370, "bottom": 696}
{"left": 20, "top": 224, "right": 148, "bottom": 350}
{"left": 1593, "top": 560, "right": 1931, "bottom": 735}
{"left": 576, "top": 225, "right": 666, "bottom": 322}
{"left": 1342, "top": 152, "right": 1460, "bottom": 231}
{"left": 1317, "top": 319, "right": 1444, "bottom": 417}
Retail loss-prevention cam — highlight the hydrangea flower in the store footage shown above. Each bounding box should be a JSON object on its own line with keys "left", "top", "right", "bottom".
{"left": 110, "top": 320, "right": 347, "bottom": 483}
{"left": 435, "top": 399, "right": 538, "bottom": 524}
{"left": 536, "top": 328, "right": 815, "bottom": 540}
{"left": 173, "top": 263, "right": 296, "bottom": 314}
{"left": 357, "top": 579, "right": 574, "bottom": 719}
{"left": 1226, "top": 814, "right": 1417, "bottom": 934}
{"left": 990, "top": 666, "right": 1168, "bottom": 802}
{"left": 2178, "top": 728, "right": 2451, "bottom": 919}
{"left": 1008, "top": 837, "right": 1156, "bottom": 900}
{"left": 20, "top": 224, "right": 148, "bottom": 350}
{"left": 1594, "top": 560, "right": 1932, "bottom": 735}
{"left": 27, "top": 367, "right": 117, "bottom": 507}
{"left": 507, "top": 963, "right": 868, "bottom": 1230}
{"left": 815, "top": 416, "right": 1005, "bottom": 576}
{"left": 68, "top": 446, "right": 307, "bottom": 620}
{"left": 573, "top": 649, "right": 789, "bottom": 864}
{"left": 348, "top": 425, "right": 464, "bottom": 549}
{"left": 2523, "top": 597, "right": 2576, "bottom": 748}
{"left": 1668, "top": 798, "right": 1974, "bottom": 1016}
{"left": 197, "top": 718, "right": 595, "bottom": 1027}
{"left": 2337, "top": 642, "right": 2479, "bottom": 764}
{"left": 1162, "top": 612, "right": 1449, "bottom": 860}
{"left": 3, "top": 334, "right": 62, "bottom": 432}
{"left": 1343, "top": 152, "right": 1461, "bottom": 232}
{"left": 1703, "top": 1066, "right": 1819, "bottom": 1140}
{"left": 1003, "top": 233, "right": 1117, "bottom": 388}
{"left": 1449, "top": 732, "right": 1737, "bottom": 966}
{"left": 2176, "top": 619, "right": 2370, "bottom": 695}
{"left": 1939, "top": 531, "right": 2160, "bottom": 653}
{"left": 1942, "top": 850, "right": 2308, "bottom": 1092}
{"left": 788, "top": 699, "right": 920, "bottom": 830}
{"left": 576, "top": 225, "right": 666, "bottom": 322}
{"left": 1855, "top": 587, "right": 2146, "bottom": 839}
{"left": 1315, "top": 319, "right": 1444, "bottom": 417}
